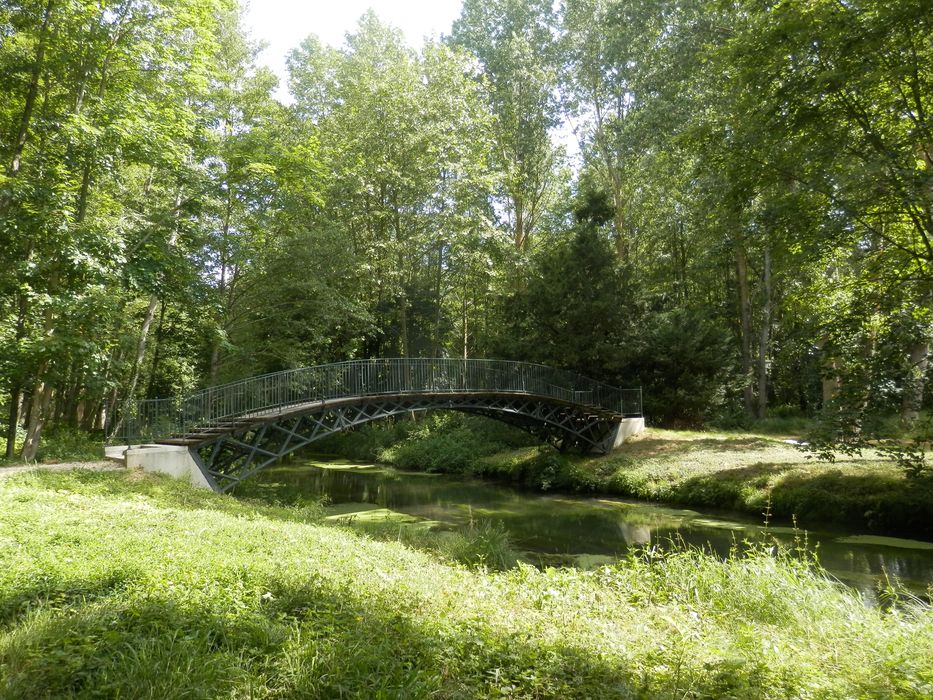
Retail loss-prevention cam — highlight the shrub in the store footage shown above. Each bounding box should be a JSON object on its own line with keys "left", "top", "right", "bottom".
{"left": 379, "top": 413, "right": 535, "bottom": 473}
{"left": 33, "top": 427, "right": 103, "bottom": 463}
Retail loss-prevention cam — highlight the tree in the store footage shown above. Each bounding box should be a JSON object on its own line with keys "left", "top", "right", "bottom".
{"left": 451, "top": 0, "right": 562, "bottom": 252}
{"left": 281, "top": 14, "right": 498, "bottom": 362}
{"left": 0, "top": 0, "right": 239, "bottom": 458}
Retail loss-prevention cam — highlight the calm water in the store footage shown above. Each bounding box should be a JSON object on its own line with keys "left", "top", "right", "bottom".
{"left": 245, "top": 457, "right": 933, "bottom": 601}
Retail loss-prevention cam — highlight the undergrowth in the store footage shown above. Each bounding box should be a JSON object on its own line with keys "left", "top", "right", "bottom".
{"left": 0, "top": 427, "right": 103, "bottom": 465}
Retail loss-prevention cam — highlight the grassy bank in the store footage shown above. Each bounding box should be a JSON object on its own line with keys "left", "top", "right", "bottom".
{"left": 1, "top": 468, "right": 931, "bottom": 698}
{"left": 322, "top": 415, "right": 933, "bottom": 539}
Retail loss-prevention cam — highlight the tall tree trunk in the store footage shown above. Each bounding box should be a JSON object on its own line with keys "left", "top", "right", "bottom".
{"left": 146, "top": 300, "right": 167, "bottom": 397}
{"left": 5, "top": 290, "right": 30, "bottom": 459}
{"left": 399, "top": 295, "right": 410, "bottom": 357}
{"left": 736, "top": 240, "right": 754, "bottom": 416}
{"left": 757, "top": 246, "right": 772, "bottom": 419}
{"left": 8, "top": 0, "right": 55, "bottom": 176}
{"left": 461, "top": 290, "right": 469, "bottom": 360}
{"left": 433, "top": 240, "right": 444, "bottom": 357}
{"left": 21, "top": 373, "right": 52, "bottom": 461}
{"left": 5, "top": 388, "right": 21, "bottom": 459}
{"left": 901, "top": 341, "right": 929, "bottom": 423}
{"left": 514, "top": 194, "right": 525, "bottom": 251}
{"left": 109, "top": 294, "right": 160, "bottom": 439}
{"left": 3, "top": 0, "right": 54, "bottom": 457}
{"left": 112, "top": 181, "right": 181, "bottom": 436}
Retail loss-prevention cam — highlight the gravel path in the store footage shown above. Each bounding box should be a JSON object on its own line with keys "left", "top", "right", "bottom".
{"left": 0, "top": 460, "right": 124, "bottom": 478}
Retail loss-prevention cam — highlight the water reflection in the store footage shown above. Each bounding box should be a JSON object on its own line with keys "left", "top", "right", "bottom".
{"left": 245, "top": 458, "right": 933, "bottom": 600}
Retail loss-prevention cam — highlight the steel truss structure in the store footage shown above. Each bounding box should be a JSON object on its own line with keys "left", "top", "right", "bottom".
{"left": 188, "top": 393, "right": 624, "bottom": 492}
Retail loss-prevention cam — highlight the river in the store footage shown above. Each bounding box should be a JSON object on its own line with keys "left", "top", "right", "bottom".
{"left": 241, "top": 456, "right": 933, "bottom": 603}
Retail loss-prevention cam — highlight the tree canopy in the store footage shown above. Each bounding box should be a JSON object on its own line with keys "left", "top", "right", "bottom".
{"left": 1, "top": 0, "right": 930, "bottom": 461}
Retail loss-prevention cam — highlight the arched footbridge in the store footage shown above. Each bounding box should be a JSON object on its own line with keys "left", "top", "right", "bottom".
{"left": 117, "top": 358, "right": 643, "bottom": 492}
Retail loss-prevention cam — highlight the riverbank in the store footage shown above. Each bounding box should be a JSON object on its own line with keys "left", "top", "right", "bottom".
{"left": 324, "top": 416, "right": 933, "bottom": 539}
{"left": 1, "top": 468, "right": 930, "bottom": 698}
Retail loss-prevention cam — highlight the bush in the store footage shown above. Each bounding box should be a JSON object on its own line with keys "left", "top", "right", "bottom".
{"left": 33, "top": 427, "right": 103, "bottom": 463}
{"left": 339, "top": 413, "right": 537, "bottom": 473}
{"left": 441, "top": 520, "right": 519, "bottom": 570}
{"left": 313, "top": 418, "right": 420, "bottom": 461}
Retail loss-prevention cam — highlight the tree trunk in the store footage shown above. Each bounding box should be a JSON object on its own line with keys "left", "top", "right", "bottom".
{"left": 514, "top": 194, "right": 525, "bottom": 251}
{"left": 5, "top": 388, "right": 21, "bottom": 459}
{"left": 757, "top": 246, "right": 772, "bottom": 419}
{"left": 461, "top": 290, "right": 469, "bottom": 360}
{"left": 901, "top": 341, "right": 929, "bottom": 423}
{"left": 736, "top": 240, "right": 754, "bottom": 416}
{"left": 2, "top": 0, "right": 53, "bottom": 456}
{"left": 8, "top": 0, "right": 55, "bottom": 176}
{"left": 822, "top": 361, "right": 839, "bottom": 407}
{"left": 21, "top": 376, "right": 53, "bottom": 461}
{"left": 147, "top": 300, "right": 167, "bottom": 397}
{"left": 109, "top": 294, "right": 160, "bottom": 439}
{"left": 433, "top": 240, "right": 444, "bottom": 357}
{"left": 399, "top": 294, "right": 410, "bottom": 357}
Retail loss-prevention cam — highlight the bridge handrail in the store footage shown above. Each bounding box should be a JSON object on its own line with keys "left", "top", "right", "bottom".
{"left": 115, "top": 358, "right": 642, "bottom": 444}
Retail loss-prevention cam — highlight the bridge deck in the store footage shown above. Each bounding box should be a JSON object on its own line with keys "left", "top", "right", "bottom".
{"left": 156, "top": 391, "right": 624, "bottom": 447}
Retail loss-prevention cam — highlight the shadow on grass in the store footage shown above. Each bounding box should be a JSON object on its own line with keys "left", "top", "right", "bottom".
{"left": 0, "top": 568, "right": 143, "bottom": 633}
{"left": 0, "top": 567, "right": 646, "bottom": 699}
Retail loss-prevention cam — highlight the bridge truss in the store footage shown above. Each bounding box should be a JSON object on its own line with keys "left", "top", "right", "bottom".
{"left": 115, "top": 359, "right": 641, "bottom": 492}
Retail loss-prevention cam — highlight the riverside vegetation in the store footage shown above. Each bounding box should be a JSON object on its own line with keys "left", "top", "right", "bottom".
{"left": 318, "top": 414, "right": 933, "bottom": 539}
{"left": 1, "top": 468, "right": 931, "bottom": 699}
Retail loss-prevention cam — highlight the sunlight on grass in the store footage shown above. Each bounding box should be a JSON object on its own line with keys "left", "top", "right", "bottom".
{"left": 0, "top": 470, "right": 930, "bottom": 698}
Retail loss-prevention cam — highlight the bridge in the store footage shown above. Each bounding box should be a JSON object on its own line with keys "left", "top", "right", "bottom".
{"left": 116, "top": 358, "right": 643, "bottom": 493}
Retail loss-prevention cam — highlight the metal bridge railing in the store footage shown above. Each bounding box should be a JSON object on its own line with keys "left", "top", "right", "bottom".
{"left": 113, "top": 358, "right": 642, "bottom": 445}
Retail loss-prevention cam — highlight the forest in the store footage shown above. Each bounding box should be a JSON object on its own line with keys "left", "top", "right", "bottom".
{"left": 0, "top": 0, "right": 931, "bottom": 462}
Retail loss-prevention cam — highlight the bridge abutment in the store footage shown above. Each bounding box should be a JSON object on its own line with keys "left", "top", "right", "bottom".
{"left": 125, "top": 445, "right": 213, "bottom": 490}
{"left": 602, "top": 417, "right": 646, "bottom": 451}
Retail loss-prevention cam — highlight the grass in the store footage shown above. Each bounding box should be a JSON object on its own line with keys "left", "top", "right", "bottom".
{"left": 337, "top": 416, "right": 933, "bottom": 539}
{"left": 0, "top": 468, "right": 931, "bottom": 698}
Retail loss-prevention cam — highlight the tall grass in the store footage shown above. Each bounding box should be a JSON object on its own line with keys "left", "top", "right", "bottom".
{"left": 0, "top": 469, "right": 930, "bottom": 698}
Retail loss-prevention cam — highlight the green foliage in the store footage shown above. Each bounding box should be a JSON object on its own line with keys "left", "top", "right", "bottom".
{"left": 3, "top": 0, "right": 933, "bottom": 467}
{"left": 370, "top": 413, "right": 535, "bottom": 474}
{"left": 313, "top": 419, "right": 422, "bottom": 462}
{"left": 32, "top": 427, "right": 103, "bottom": 463}
{"left": 801, "top": 410, "right": 933, "bottom": 480}
{"left": 451, "top": 0, "right": 563, "bottom": 251}
{"left": 0, "top": 470, "right": 931, "bottom": 698}
{"left": 442, "top": 520, "right": 519, "bottom": 571}
{"left": 350, "top": 516, "right": 520, "bottom": 571}
{"left": 0, "top": 423, "right": 25, "bottom": 461}
{"left": 628, "top": 308, "right": 740, "bottom": 426}
{"left": 492, "top": 227, "right": 634, "bottom": 378}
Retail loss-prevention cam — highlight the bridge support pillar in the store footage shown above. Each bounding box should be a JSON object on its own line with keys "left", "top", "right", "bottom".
{"left": 125, "top": 445, "right": 213, "bottom": 490}
{"left": 601, "top": 417, "right": 645, "bottom": 452}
